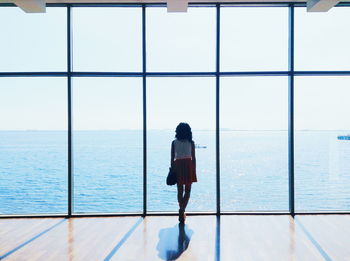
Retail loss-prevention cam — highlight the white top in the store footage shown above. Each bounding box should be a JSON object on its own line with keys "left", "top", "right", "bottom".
{"left": 173, "top": 139, "right": 192, "bottom": 160}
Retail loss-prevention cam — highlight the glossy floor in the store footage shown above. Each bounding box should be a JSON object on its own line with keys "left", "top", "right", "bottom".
{"left": 0, "top": 215, "right": 349, "bottom": 260}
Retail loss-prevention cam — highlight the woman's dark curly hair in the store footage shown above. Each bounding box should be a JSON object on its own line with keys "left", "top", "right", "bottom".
{"left": 175, "top": 122, "right": 193, "bottom": 143}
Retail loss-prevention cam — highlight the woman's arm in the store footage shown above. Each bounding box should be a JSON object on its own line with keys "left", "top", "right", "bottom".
{"left": 171, "top": 141, "right": 175, "bottom": 168}
{"left": 191, "top": 141, "right": 196, "bottom": 172}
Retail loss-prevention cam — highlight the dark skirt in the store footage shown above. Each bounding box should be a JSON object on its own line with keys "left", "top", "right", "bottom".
{"left": 173, "top": 158, "right": 197, "bottom": 185}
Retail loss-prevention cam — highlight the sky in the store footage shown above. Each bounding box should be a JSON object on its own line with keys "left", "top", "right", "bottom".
{"left": 1, "top": 6, "right": 350, "bottom": 130}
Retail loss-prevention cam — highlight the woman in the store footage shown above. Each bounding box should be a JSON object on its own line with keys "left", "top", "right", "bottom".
{"left": 171, "top": 122, "right": 197, "bottom": 223}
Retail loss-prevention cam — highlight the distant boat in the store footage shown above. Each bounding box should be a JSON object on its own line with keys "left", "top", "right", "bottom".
{"left": 195, "top": 144, "right": 207, "bottom": 149}
{"left": 337, "top": 135, "right": 350, "bottom": 140}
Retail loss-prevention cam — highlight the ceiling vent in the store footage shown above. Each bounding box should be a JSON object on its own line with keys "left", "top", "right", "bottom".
{"left": 14, "top": 0, "right": 46, "bottom": 13}
{"left": 307, "top": 0, "right": 340, "bottom": 12}
{"left": 167, "top": 0, "right": 189, "bottom": 12}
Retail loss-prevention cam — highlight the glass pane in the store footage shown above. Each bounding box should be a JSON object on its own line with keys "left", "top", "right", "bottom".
{"left": 0, "top": 7, "right": 66, "bottom": 72}
{"left": 295, "top": 7, "right": 350, "bottom": 71}
{"left": 73, "top": 7, "right": 142, "bottom": 72}
{"left": 0, "top": 78, "right": 67, "bottom": 214}
{"left": 147, "top": 77, "right": 215, "bottom": 212}
{"left": 73, "top": 78, "right": 142, "bottom": 213}
{"left": 220, "top": 77, "right": 288, "bottom": 211}
{"left": 147, "top": 7, "right": 215, "bottom": 72}
{"left": 221, "top": 7, "right": 288, "bottom": 71}
{"left": 295, "top": 76, "right": 350, "bottom": 211}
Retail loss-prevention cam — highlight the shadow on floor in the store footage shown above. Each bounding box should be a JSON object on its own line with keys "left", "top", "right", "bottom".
{"left": 295, "top": 217, "right": 332, "bottom": 261}
{"left": 157, "top": 223, "right": 194, "bottom": 261}
{"left": 215, "top": 216, "right": 220, "bottom": 261}
{"left": 104, "top": 217, "right": 144, "bottom": 261}
{"left": 0, "top": 219, "right": 66, "bottom": 260}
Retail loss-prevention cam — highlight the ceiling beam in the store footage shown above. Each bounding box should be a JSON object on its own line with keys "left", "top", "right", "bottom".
{"left": 307, "top": 0, "right": 340, "bottom": 12}
{"left": 14, "top": 0, "right": 46, "bottom": 13}
{"left": 167, "top": 0, "right": 188, "bottom": 12}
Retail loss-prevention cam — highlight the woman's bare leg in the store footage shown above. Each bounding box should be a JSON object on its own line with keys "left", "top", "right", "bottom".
{"left": 177, "top": 184, "right": 184, "bottom": 210}
{"left": 177, "top": 184, "right": 185, "bottom": 222}
{"left": 183, "top": 184, "right": 192, "bottom": 210}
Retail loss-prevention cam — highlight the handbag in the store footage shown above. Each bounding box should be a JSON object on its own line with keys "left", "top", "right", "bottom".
{"left": 166, "top": 167, "right": 177, "bottom": 186}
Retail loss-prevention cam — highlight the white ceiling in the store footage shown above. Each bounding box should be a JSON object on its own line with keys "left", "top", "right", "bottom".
{"left": 2, "top": 0, "right": 350, "bottom": 4}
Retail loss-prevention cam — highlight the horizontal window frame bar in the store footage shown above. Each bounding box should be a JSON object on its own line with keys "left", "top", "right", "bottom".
{"left": 2, "top": 211, "right": 350, "bottom": 219}
{"left": 294, "top": 71, "right": 350, "bottom": 76}
{"left": 0, "top": 72, "right": 68, "bottom": 77}
{"left": 3, "top": 71, "right": 350, "bottom": 77}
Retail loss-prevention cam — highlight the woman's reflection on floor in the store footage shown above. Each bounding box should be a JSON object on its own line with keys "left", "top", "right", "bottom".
{"left": 157, "top": 223, "right": 194, "bottom": 260}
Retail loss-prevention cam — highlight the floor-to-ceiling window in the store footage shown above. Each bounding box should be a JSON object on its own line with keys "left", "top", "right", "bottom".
{"left": 1, "top": 4, "right": 350, "bottom": 216}
{"left": 72, "top": 7, "right": 143, "bottom": 213}
{"left": 146, "top": 7, "right": 216, "bottom": 212}
{"left": 220, "top": 7, "right": 289, "bottom": 212}
{"left": 0, "top": 7, "right": 67, "bottom": 215}
{"left": 295, "top": 6, "right": 350, "bottom": 212}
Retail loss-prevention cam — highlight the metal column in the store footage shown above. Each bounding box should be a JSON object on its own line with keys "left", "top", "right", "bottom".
{"left": 216, "top": 4, "right": 221, "bottom": 215}
{"left": 288, "top": 5, "right": 295, "bottom": 216}
{"left": 142, "top": 5, "right": 147, "bottom": 216}
{"left": 67, "top": 5, "right": 73, "bottom": 217}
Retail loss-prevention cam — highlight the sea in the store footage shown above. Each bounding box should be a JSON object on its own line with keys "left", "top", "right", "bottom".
{"left": 1, "top": 130, "right": 350, "bottom": 215}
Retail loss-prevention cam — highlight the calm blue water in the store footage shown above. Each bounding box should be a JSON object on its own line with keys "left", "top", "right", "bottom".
{"left": 1, "top": 130, "right": 350, "bottom": 214}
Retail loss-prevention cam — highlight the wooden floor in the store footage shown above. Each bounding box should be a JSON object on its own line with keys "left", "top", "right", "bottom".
{"left": 1, "top": 215, "right": 349, "bottom": 260}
